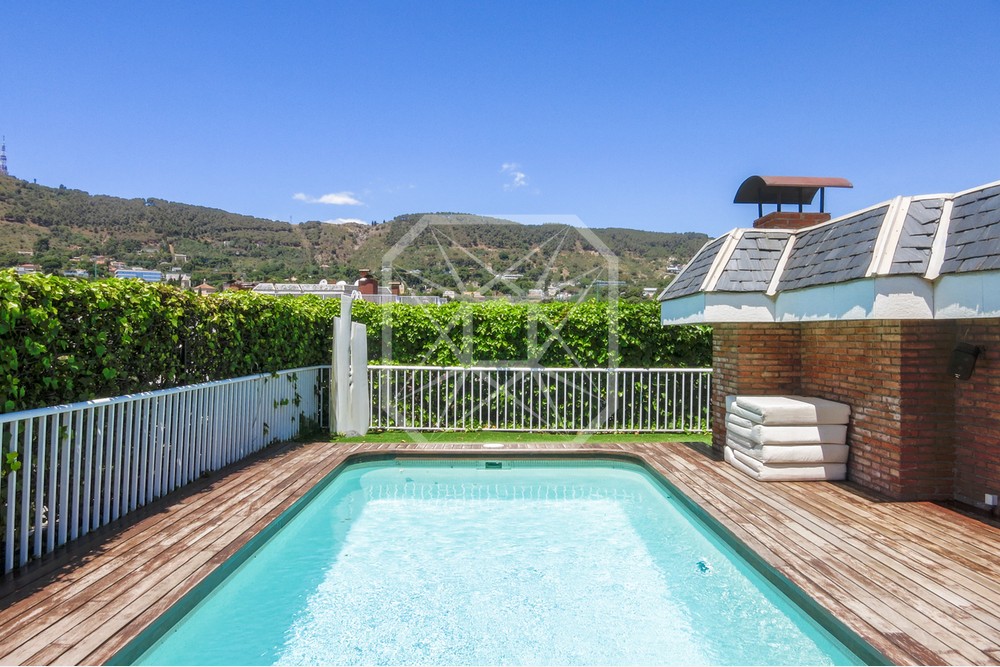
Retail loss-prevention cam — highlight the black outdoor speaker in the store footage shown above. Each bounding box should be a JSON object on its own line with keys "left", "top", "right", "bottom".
{"left": 949, "top": 342, "right": 981, "bottom": 380}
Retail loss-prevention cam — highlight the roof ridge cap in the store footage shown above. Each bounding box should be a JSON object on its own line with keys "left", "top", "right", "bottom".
{"left": 867, "top": 196, "right": 910, "bottom": 277}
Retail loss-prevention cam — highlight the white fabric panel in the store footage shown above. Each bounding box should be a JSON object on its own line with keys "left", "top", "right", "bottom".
{"left": 726, "top": 413, "right": 847, "bottom": 445}
{"left": 725, "top": 446, "right": 847, "bottom": 481}
{"left": 726, "top": 436, "right": 850, "bottom": 464}
{"left": 729, "top": 402, "right": 766, "bottom": 425}
{"left": 733, "top": 395, "right": 850, "bottom": 425}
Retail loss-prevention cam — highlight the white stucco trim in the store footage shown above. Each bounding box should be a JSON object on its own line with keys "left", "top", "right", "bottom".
{"left": 924, "top": 198, "right": 954, "bottom": 282}
{"left": 867, "top": 196, "right": 908, "bottom": 277}
{"left": 766, "top": 233, "right": 798, "bottom": 296}
{"left": 934, "top": 271, "right": 1000, "bottom": 319}
{"left": 776, "top": 280, "right": 875, "bottom": 322}
{"left": 663, "top": 277, "right": 946, "bottom": 324}
{"left": 701, "top": 230, "right": 743, "bottom": 292}
{"left": 661, "top": 292, "right": 777, "bottom": 325}
{"left": 872, "top": 276, "right": 935, "bottom": 319}
{"left": 703, "top": 293, "right": 776, "bottom": 323}
{"left": 660, "top": 293, "right": 709, "bottom": 325}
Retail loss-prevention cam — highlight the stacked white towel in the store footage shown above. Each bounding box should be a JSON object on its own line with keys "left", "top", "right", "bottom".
{"left": 724, "top": 395, "right": 850, "bottom": 482}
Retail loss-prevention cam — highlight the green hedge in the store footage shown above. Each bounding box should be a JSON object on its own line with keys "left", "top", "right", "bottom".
{"left": 0, "top": 271, "right": 335, "bottom": 413}
{"left": 350, "top": 299, "right": 711, "bottom": 369}
{"left": 1, "top": 271, "right": 710, "bottom": 413}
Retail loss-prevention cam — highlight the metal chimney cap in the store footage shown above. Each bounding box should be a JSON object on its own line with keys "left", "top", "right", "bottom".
{"left": 734, "top": 175, "right": 853, "bottom": 205}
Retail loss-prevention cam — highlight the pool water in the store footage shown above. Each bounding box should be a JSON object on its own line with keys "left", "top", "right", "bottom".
{"left": 128, "top": 459, "right": 871, "bottom": 665}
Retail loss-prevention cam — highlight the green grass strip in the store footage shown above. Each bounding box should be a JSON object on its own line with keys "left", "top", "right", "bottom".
{"left": 330, "top": 430, "right": 712, "bottom": 445}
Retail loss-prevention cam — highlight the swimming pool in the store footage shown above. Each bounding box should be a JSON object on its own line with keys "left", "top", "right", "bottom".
{"left": 116, "top": 458, "right": 882, "bottom": 665}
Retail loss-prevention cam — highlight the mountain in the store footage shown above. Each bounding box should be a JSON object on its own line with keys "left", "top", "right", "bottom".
{"left": 0, "top": 175, "right": 709, "bottom": 291}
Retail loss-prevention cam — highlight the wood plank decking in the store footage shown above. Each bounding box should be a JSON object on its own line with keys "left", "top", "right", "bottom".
{"left": 1, "top": 440, "right": 998, "bottom": 665}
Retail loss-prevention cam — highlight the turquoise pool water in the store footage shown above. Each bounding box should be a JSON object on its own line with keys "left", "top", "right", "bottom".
{"left": 126, "top": 459, "right": 874, "bottom": 666}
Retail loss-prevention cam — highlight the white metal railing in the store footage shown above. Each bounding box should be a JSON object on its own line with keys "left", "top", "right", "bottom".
{"left": 1, "top": 366, "right": 329, "bottom": 574}
{"left": 368, "top": 365, "right": 712, "bottom": 433}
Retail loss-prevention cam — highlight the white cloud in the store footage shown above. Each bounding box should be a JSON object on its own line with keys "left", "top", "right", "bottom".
{"left": 500, "top": 163, "right": 528, "bottom": 191}
{"left": 322, "top": 218, "right": 367, "bottom": 225}
{"left": 293, "top": 191, "right": 364, "bottom": 205}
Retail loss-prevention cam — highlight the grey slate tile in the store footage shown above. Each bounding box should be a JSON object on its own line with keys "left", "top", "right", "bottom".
{"left": 664, "top": 182, "right": 1000, "bottom": 298}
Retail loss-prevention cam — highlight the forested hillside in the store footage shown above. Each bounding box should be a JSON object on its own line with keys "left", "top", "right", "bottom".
{"left": 0, "top": 175, "right": 710, "bottom": 290}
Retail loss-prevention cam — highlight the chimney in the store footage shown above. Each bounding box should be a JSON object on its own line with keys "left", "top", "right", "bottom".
{"left": 753, "top": 211, "right": 831, "bottom": 230}
{"left": 734, "top": 175, "right": 852, "bottom": 230}
{"left": 357, "top": 269, "right": 378, "bottom": 295}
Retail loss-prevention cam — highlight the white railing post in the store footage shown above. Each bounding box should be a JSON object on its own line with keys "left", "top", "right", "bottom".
{"left": 0, "top": 365, "right": 328, "bottom": 576}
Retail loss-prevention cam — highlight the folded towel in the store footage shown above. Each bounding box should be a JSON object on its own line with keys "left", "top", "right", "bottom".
{"left": 726, "top": 413, "right": 847, "bottom": 445}
{"left": 733, "top": 395, "right": 850, "bottom": 425}
{"left": 726, "top": 435, "right": 850, "bottom": 464}
{"left": 725, "top": 446, "right": 847, "bottom": 481}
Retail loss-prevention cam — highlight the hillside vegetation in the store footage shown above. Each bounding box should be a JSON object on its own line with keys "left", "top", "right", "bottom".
{"left": 0, "top": 176, "right": 709, "bottom": 290}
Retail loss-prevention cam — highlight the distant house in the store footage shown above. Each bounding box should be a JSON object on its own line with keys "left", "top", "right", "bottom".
{"left": 195, "top": 282, "right": 217, "bottom": 295}
{"left": 114, "top": 268, "right": 162, "bottom": 282}
{"left": 164, "top": 272, "right": 192, "bottom": 289}
{"left": 15, "top": 264, "right": 39, "bottom": 275}
{"left": 62, "top": 269, "right": 90, "bottom": 279}
{"left": 660, "top": 177, "right": 1000, "bottom": 510}
{"left": 252, "top": 271, "right": 445, "bottom": 305}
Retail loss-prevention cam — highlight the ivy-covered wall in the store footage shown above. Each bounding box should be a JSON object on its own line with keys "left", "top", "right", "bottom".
{"left": 1, "top": 271, "right": 710, "bottom": 412}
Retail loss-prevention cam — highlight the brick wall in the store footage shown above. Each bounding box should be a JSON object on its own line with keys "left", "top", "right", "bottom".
{"left": 753, "top": 211, "right": 831, "bottom": 230}
{"left": 711, "top": 323, "right": 800, "bottom": 455}
{"left": 898, "top": 322, "right": 956, "bottom": 500}
{"left": 712, "top": 319, "right": 996, "bottom": 503}
{"left": 798, "top": 321, "right": 955, "bottom": 500}
{"left": 953, "top": 320, "right": 1000, "bottom": 507}
{"left": 799, "top": 321, "right": 905, "bottom": 497}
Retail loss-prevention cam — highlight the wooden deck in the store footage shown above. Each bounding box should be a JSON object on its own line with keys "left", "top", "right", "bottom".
{"left": 1, "top": 439, "right": 998, "bottom": 665}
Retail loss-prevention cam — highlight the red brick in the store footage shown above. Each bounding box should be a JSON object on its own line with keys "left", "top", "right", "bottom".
{"left": 711, "top": 319, "right": 1000, "bottom": 503}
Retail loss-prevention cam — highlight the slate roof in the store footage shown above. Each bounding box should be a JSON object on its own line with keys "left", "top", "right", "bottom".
{"left": 888, "top": 198, "right": 944, "bottom": 275}
{"left": 714, "top": 231, "right": 790, "bottom": 291}
{"left": 777, "top": 205, "right": 888, "bottom": 291}
{"left": 661, "top": 180, "right": 1000, "bottom": 307}
{"left": 661, "top": 236, "right": 727, "bottom": 298}
{"left": 661, "top": 180, "right": 1000, "bottom": 326}
{"left": 940, "top": 184, "right": 1000, "bottom": 274}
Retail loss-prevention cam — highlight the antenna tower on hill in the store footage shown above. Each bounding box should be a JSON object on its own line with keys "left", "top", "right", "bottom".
{"left": 0, "top": 137, "right": 7, "bottom": 176}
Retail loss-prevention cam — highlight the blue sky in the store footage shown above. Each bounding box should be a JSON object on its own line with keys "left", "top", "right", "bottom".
{"left": 3, "top": 1, "right": 999, "bottom": 237}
